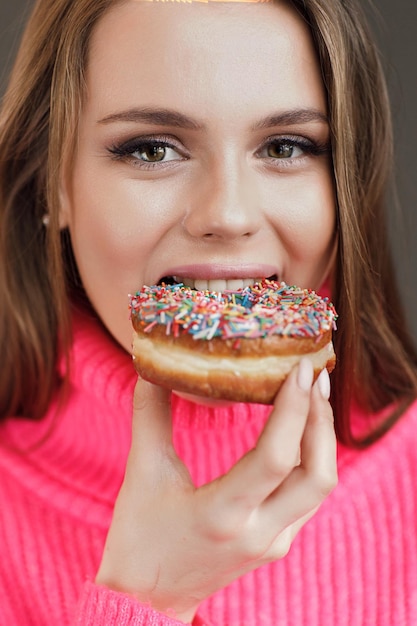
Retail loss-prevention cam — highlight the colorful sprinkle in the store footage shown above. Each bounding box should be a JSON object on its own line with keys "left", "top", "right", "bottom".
{"left": 129, "top": 280, "right": 337, "bottom": 341}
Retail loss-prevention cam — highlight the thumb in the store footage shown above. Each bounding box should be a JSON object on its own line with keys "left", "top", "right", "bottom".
{"left": 131, "top": 376, "right": 174, "bottom": 464}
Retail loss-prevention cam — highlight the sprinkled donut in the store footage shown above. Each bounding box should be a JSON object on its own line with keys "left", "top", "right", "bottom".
{"left": 129, "top": 280, "right": 337, "bottom": 404}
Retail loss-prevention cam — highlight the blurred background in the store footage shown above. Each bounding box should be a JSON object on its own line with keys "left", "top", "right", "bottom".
{"left": 1, "top": 0, "right": 416, "bottom": 341}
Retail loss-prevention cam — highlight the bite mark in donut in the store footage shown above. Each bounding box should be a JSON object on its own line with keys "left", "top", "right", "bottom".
{"left": 129, "top": 280, "right": 337, "bottom": 404}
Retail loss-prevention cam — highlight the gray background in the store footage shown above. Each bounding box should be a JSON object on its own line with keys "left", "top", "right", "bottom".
{"left": 1, "top": 0, "right": 416, "bottom": 341}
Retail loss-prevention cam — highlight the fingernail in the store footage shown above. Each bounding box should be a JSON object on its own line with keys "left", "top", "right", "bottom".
{"left": 297, "top": 358, "right": 314, "bottom": 392}
{"left": 317, "top": 368, "right": 331, "bottom": 400}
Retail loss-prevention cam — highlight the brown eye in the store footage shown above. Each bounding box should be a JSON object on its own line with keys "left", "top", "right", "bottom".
{"left": 139, "top": 145, "right": 167, "bottom": 162}
{"left": 109, "top": 137, "right": 185, "bottom": 166}
{"left": 267, "top": 142, "right": 296, "bottom": 159}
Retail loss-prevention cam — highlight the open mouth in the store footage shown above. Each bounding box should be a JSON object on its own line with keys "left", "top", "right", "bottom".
{"left": 158, "top": 274, "right": 278, "bottom": 292}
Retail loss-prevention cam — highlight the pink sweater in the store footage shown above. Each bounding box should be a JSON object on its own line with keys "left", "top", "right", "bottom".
{"left": 0, "top": 310, "right": 416, "bottom": 625}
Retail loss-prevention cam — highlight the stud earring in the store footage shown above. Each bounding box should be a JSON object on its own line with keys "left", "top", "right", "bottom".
{"left": 42, "top": 214, "right": 50, "bottom": 226}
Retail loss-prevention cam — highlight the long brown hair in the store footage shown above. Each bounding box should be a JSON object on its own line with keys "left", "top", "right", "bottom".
{"left": 292, "top": 0, "right": 417, "bottom": 445}
{"left": 0, "top": 0, "right": 416, "bottom": 446}
{"left": 0, "top": 0, "right": 114, "bottom": 420}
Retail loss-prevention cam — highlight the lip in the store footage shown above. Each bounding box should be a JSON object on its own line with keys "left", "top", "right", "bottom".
{"left": 157, "top": 263, "right": 279, "bottom": 283}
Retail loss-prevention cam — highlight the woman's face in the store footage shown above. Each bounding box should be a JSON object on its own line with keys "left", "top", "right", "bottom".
{"left": 61, "top": 0, "right": 336, "bottom": 352}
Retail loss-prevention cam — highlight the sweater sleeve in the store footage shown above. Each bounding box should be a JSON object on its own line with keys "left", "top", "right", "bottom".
{"left": 73, "top": 581, "right": 193, "bottom": 626}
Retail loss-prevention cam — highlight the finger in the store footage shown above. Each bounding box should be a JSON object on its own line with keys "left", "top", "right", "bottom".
{"left": 261, "top": 505, "right": 320, "bottom": 563}
{"left": 214, "top": 358, "right": 315, "bottom": 511}
{"left": 259, "top": 370, "right": 337, "bottom": 528}
{"left": 130, "top": 377, "right": 195, "bottom": 490}
{"left": 233, "top": 505, "right": 320, "bottom": 580}
{"left": 129, "top": 377, "right": 174, "bottom": 468}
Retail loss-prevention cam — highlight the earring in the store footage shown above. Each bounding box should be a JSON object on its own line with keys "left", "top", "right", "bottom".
{"left": 42, "top": 214, "right": 50, "bottom": 226}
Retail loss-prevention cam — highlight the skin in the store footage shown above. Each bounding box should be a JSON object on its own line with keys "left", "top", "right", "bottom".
{"left": 60, "top": 1, "right": 338, "bottom": 621}
{"left": 60, "top": 0, "right": 336, "bottom": 353}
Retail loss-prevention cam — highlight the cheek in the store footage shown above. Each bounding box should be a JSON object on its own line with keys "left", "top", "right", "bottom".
{"left": 269, "top": 170, "right": 336, "bottom": 288}
{"left": 278, "top": 175, "right": 335, "bottom": 257}
{"left": 68, "top": 170, "right": 160, "bottom": 281}
{"left": 70, "top": 199, "right": 134, "bottom": 282}
{"left": 65, "top": 160, "right": 189, "bottom": 351}
{"left": 64, "top": 170, "right": 156, "bottom": 346}
{"left": 289, "top": 208, "right": 335, "bottom": 259}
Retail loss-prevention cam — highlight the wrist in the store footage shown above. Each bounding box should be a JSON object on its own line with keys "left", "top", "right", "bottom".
{"left": 95, "top": 571, "right": 198, "bottom": 624}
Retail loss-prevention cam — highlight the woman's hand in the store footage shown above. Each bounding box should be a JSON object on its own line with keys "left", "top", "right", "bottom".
{"left": 96, "top": 359, "right": 337, "bottom": 623}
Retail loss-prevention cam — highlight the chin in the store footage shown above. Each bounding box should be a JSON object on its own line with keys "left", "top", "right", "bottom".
{"left": 173, "top": 390, "right": 236, "bottom": 408}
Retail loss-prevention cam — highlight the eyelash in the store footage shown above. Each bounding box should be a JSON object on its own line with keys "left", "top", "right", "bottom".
{"left": 256, "top": 135, "right": 330, "bottom": 163}
{"left": 107, "top": 134, "right": 330, "bottom": 169}
{"left": 108, "top": 135, "right": 186, "bottom": 169}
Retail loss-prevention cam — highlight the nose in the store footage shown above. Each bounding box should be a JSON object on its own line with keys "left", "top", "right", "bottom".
{"left": 182, "top": 161, "right": 260, "bottom": 240}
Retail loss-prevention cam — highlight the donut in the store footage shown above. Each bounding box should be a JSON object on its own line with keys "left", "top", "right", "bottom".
{"left": 129, "top": 280, "right": 337, "bottom": 404}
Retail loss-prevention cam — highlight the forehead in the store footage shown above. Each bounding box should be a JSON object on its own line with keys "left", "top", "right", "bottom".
{"left": 84, "top": 0, "right": 326, "bottom": 121}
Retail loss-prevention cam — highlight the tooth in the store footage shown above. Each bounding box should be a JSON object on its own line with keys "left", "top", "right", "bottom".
{"left": 207, "top": 279, "right": 227, "bottom": 292}
{"left": 227, "top": 279, "right": 244, "bottom": 290}
{"left": 194, "top": 279, "right": 210, "bottom": 291}
{"left": 242, "top": 278, "right": 261, "bottom": 288}
{"left": 179, "top": 277, "right": 268, "bottom": 292}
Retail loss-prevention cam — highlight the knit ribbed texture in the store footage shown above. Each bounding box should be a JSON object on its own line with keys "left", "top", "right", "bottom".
{"left": 75, "top": 582, "right": 187, "bottom": 625}
{"left": 0, "top": 310, "right": 416, "bottom": 625}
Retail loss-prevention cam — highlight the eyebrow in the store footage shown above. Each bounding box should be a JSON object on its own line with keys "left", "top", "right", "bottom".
{"left": 98, "top": 107, "right": 204, "bottom": 130}
{"left": 97, "top": 106, "right": 328, "bottom": 130}
{"left": 251, "top": 109, "right": 328, "bottom": 130}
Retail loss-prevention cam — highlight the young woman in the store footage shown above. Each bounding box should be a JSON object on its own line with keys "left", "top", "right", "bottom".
{"left": 0, "top": 0, "right": 416, "bottom": 624}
